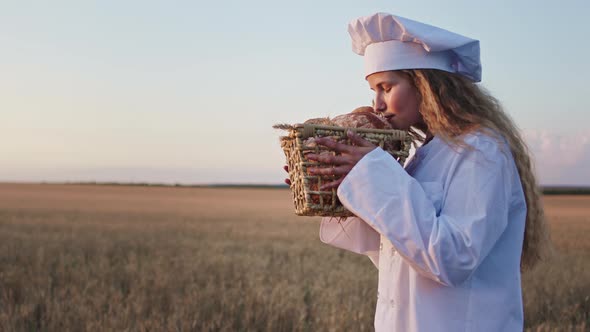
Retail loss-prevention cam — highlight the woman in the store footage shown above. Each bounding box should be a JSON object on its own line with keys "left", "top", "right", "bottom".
{"left": 287, "top": 13, "right": 548, "bottom": 331}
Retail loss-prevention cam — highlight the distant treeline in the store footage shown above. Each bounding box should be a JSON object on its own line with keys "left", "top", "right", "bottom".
{"left": 30, "top": 182, "right": 590, "bottom": 195}
{"left": 541, "top": 186, "right": 590, "bottom": 195}
{"left": 203, "top": 184, "right": 590, "bottom": 195}
{"left": 40, "top": 182, "right": 291, "bottom": 190}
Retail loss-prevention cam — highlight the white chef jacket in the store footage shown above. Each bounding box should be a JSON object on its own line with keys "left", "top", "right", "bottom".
{"left": 320, "top": 132, "right": 526, "bottom": 332}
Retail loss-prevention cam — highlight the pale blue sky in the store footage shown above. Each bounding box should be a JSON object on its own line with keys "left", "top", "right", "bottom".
{"left": 1, "top": 1, "right": 589, "bottom": 185}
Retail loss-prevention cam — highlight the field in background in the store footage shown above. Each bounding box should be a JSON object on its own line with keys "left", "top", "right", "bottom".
{"left": 0, "top": 184, "right": 588, "bottom": 331}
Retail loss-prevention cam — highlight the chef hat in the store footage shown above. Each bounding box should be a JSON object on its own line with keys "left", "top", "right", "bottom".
{"left": 348, "top": 12, "right": 482, "bottom": 82}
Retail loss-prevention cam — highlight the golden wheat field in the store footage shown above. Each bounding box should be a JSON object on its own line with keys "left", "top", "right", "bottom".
{"left": 0, "top": 183, "right": 588, "bottom": 331}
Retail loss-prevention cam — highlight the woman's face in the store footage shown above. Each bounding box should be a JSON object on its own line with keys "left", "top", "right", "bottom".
{"left": 367, "top": 70, "right": 423, "bottom": 131}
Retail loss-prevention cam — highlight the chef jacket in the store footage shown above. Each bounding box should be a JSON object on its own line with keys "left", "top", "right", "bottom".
{"left": 320, "top": 132, "right": 526, "bottom": 331}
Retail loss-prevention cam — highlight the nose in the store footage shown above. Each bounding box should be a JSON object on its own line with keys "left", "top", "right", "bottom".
{"left": 373, "top": 94, "right": 386, "bottom": 113}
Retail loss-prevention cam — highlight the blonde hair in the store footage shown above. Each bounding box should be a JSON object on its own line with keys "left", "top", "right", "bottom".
{"left": 402, "top": 69, "right": 549, "bottom": 270}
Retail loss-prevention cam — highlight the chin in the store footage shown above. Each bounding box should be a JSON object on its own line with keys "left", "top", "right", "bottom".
{"left": 388, "top": 119, "right": 405, "bottom": 130}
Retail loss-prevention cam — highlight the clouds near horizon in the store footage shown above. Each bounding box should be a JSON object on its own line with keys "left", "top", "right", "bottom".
{"left": 524, "top": 130, "right": 590, "bottom": 186}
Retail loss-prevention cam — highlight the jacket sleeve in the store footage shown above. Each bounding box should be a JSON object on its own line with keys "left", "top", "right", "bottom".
{"left": 319, "top": 216, "right": 381, "bottom": 268}
{"left": 337, "top": 139, "right": 514, "bottom": 286}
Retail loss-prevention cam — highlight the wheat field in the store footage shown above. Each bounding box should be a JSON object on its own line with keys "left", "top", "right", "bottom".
{"left": 0, "top": 183, "right": 588, "bottom": 331}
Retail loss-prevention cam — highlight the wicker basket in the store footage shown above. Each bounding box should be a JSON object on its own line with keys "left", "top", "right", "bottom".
{"left": 277, "top": 123, "right": 412, "bottom": 217}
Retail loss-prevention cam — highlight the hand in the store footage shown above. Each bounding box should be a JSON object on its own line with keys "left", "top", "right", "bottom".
{"left": 283, "top": 165, "right": 291, "bottom": 186}
{"left": 306, "top": 130, "right": 377, "bottom": 190}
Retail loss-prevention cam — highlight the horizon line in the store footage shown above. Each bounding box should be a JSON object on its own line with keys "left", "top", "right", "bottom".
{"left": 2, "top": 181, "right": 590, "bottom": 194}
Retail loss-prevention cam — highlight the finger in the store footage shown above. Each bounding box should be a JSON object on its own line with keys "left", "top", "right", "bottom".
{"left": 347, "top": 130, "right": 375, "bottom": 148}
{"left": 319, "top": 177, "right": 345, "bottom": 191}
{"left": 309, "top": 164, "right": 351, "bottom": 176}
{"left": 306, "top": 153, "right": 349, "bottom": 166}
{"left": 313, "top": 137, "right": 353, "bottom": 154}
{"left": 283, "top": 165, "right": 289, "bottom": 173}
{"left": 284, "top": 178, "right": 291, "bottom": 186}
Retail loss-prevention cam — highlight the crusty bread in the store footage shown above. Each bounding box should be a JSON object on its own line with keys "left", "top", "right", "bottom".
{"left": 302, "top": 117, "right": 333, "bottom": 126}
{"left": 303, "top": 106, "right": 391, "bottom": 130}
{"left": 331, "top": 111, "right": 391, "bottom": 130}
{"left": 351, "top": 106, "right": 375, "bottom": 114}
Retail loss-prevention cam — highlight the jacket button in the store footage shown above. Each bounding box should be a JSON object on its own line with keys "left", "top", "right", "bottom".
{"left": 390, "top": 299, "right": 395, "bottom": 307}
{"left": 379, "top": 242, "right": 383, "bottom": 250}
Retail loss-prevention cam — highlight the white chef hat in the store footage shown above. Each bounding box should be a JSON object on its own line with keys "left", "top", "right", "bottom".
{"left": 348, "top": 12, "right": 482, "bottom": 82}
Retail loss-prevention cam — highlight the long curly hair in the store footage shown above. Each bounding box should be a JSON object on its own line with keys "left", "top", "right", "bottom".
{"left": 401, "top": 69, "right": 549, "bottom": 271}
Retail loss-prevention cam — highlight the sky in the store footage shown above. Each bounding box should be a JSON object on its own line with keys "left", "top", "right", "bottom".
{"left": 1, "top": 1, "right": 589, "bottom": 186}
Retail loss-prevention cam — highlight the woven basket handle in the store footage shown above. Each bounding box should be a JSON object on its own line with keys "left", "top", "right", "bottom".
{"left": 300, "top": 124, "right": 358, "bottom": 139}
{"left": 301, "top": 124, "right": 316, "bottom": 139}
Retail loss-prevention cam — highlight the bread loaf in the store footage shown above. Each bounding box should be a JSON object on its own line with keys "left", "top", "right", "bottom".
{"left": 303, "top": 107, "right": 390, "bottom": 129}
{"left": 331, "top": 111, "right": 390, "bottom": 129}
{"left": 302, "top": 107, "right": 397, "bottom": 149}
